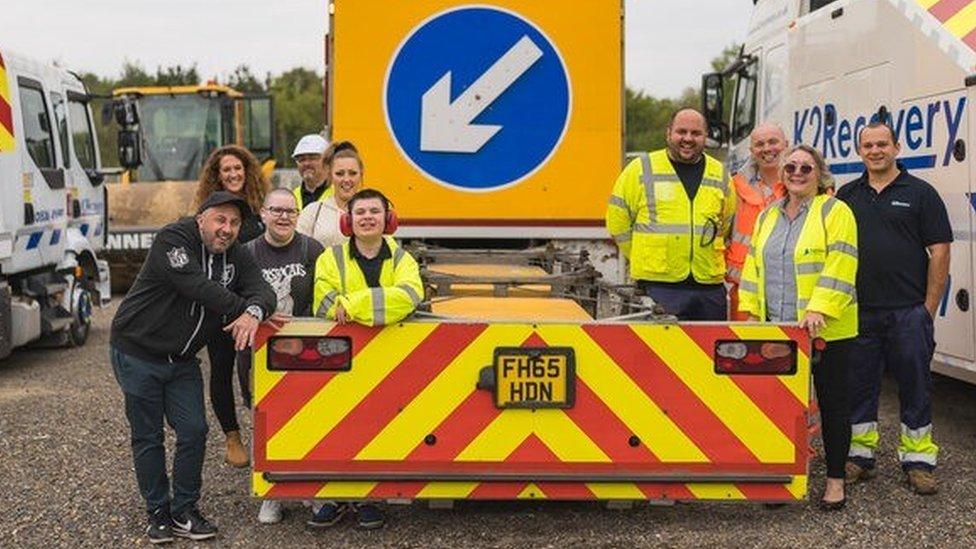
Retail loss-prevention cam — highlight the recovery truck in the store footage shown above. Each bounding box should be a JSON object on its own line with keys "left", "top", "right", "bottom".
{"left": 250, "top": 0, "right": 817, "bottom": 506}
{"left": 0, "top": 48, "right": 111, "bottom": 360}
{"left": 104, "top": 83, "right": 275, "bottom": 290}
{"left": 702, "top": 0, "right": 976, "bottom": 385}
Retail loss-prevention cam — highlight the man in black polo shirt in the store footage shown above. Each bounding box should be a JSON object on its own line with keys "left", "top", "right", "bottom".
{"left": 836, "top": 122, "right": 951, "bottom": 495}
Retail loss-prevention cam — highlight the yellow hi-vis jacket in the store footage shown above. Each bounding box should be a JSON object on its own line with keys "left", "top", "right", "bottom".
{"left": 606, "top": 149, "right": 734, "bottom": 283}
{"left": 312, "top": 236, "right": 424, "bottom": 326}
{"left": 293, "top": 183, "right": 335, "bottom": 211}
{"left": 739, "top": 194, "right": 858, "bottom": 341}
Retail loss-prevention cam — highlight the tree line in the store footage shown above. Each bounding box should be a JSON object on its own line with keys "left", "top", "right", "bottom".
{"left": 78, "top": 44, "right": 737, "bottom": 168}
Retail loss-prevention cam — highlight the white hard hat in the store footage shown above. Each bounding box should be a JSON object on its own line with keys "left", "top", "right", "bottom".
{"left": 291, "top": 134, "right": 329, "bottom": 159}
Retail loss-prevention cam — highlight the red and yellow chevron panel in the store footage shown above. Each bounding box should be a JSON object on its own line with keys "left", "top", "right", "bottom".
{"left": 252, "top": 320, "right": 811, "bottom": 502}
{"left": 921, "top": 0, "right": 976, "bottom": 50}
{"left": 0, "top": 51, "right": 15, "bottom": 152}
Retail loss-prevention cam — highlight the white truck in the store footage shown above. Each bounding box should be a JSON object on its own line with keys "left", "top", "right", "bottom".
{"left": 0, "top": 48, "right": 111, "bottom": 360}
{"left": 703, "top": 0, "right": 976, "bottom": 383}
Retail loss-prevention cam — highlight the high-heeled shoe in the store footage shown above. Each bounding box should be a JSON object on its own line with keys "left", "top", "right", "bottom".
{"left": 818, "top": 497, "right": 846, "bottom": 511}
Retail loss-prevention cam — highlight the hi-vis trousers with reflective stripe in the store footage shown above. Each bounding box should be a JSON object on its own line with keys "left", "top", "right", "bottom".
{"left": 848, "top": 304, "right": 939, "bottom": 471}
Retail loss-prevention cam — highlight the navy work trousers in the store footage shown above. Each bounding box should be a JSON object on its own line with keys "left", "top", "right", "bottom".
{"left": 848, "top": 304, "right": 938, "bottom": 471}
{"left": 637, "top": 281, "right": 727, "bottom": 321}
{"left": 111, "top": 346, "right": 208, "bottom": 515}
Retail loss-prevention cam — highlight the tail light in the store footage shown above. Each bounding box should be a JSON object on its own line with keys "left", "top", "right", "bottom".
{"left": 714, "top": 340, "right": 797, "bottom": 375}
{"left": 268, "top": 336, "right": 352, "bottom": 371}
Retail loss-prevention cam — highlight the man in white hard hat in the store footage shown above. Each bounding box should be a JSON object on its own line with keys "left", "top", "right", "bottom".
{"left": 292, "top": 134, "right": 333, "bottom": 210}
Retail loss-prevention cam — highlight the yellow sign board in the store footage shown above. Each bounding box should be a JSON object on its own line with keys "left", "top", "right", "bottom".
{"left": 330, "top": 1, "right": 622, "bottom": 231}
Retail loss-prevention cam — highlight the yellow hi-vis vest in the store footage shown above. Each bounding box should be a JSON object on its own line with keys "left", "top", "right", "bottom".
{"left": 606, "top": 149, "right": 734, "bottom": 283}
{"left": 294, "top": 183, "right": 335, "bottom": 211}
{"left": 312, "top": 236, "right": 424, "bottom": 326}
{"left": 738, "top": 194, "right": 859, "bottom": 341}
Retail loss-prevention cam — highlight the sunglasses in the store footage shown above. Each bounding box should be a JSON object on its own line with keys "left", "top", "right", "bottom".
{"left": 783, "top": 163, "right": 815, "bottom": 175}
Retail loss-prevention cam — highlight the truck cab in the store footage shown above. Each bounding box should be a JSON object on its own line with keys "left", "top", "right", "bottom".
{"left": 0, "top": 48, "right": 111, "bottom": 359}
{"left": 703, "top": 0, "right": 976, "bottom": 384}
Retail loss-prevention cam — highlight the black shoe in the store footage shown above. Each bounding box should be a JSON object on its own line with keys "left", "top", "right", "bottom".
{"left": 172, "top": 507, "right": 217, "bottom": 541}
{"left": 146, "top": 507, "right": 174, "bottom": 545}
{"left": 307, "top": 502, "right": 349, "bottom": 528}
{"left": 355, "top": 503, "right": 385, "bottom": 529}
{"left": 818, "top": 497, "right": 846, "bottom": 511}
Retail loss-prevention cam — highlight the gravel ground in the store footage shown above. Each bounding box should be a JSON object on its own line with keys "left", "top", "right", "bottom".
{"left": 2, "top": 302, "right": 975, "bottom": 547}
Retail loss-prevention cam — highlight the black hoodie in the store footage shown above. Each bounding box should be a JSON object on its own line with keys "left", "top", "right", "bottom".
{"left": 111, "top": 216, "right": 275, "bottom": 363}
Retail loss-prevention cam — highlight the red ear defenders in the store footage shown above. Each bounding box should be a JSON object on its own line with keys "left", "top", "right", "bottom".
{"left": 339, "top": 208, "right": 398, "bottom": 237}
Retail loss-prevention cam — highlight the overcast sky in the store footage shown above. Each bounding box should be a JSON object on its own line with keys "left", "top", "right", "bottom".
{"left": 1, "top": 0, "right": 751, "bottom": 98}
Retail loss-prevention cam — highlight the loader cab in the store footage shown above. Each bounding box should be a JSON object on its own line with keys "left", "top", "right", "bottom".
{"left": 110, "top": 84, "right": 274, "bottom": 183}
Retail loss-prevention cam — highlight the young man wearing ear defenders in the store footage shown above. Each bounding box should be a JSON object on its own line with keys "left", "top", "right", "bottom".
{"left": 308, "top": 188, "right": 424, "bottom": 529}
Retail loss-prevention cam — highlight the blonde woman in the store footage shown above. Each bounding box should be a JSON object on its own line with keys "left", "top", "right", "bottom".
{"left": 739, "top": 144, "right": 858, "bottom": 511}
{"left": 296, "top": 146, "right": 364, "bottom": 248}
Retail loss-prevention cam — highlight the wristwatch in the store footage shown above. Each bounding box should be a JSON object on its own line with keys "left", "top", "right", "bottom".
{"left": 245, "top": 304, "right": 264, "bottom": 321}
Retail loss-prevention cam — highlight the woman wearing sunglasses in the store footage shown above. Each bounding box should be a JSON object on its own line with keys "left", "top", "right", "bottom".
{"left": 738, "top": 144, "right": 858, "bottom": 511}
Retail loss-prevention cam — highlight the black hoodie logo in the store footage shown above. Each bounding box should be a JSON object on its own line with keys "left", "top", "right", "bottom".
{"left": 220, "top": 264, "right": 236, "bottom": 287}
{"left": 167, "top": 246, "right": 189, "bottom": 269}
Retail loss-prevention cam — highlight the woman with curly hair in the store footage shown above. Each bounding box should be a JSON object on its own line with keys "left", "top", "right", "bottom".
{"left": 193, "top": 145, "right": 270, "bottom": 468}
{"left": 194, "top": 145, "right": 270, "bottom": 244}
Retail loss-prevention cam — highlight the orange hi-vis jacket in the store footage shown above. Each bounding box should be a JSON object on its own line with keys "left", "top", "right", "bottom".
{"left": 725, "top": 171, "right": 786, "bottom": 283}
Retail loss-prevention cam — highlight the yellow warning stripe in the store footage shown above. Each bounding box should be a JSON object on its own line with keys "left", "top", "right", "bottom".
{"left": 536, "top": 324, "right": 709, "bottom": 462}
{"left": 0, "top": 125, "right": 13, "bottom": 153}
{"left": 266, "top": 323, "right": 437, "bottom": 460}
{"left": 916, "top": 0, "right": 940, "bottom": 9}
{"left": 0, "top": 56, "right": 14, "bottom": 152}
{"left": 355, "top": 324, "right": 534, "bottom": 460}
{"left": 254, "top": 475, "right": 807, "bottom": 501}
{"left": 944, "top": 1, "right": 976, "bottom": 38}
{"left": 455, "top": 408, "right": 610, "bottom": 462}
{"left": 633, "top": 326, "right": 795, "bottom": 463}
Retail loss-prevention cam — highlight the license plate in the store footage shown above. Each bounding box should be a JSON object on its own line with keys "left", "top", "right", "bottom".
{"left": 494, "top": 347, "right": 575, "bottom": 409}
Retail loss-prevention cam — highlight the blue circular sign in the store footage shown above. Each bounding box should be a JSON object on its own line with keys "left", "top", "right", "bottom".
{"left": 385, "top": 7, "right": 571, "bottom": 191}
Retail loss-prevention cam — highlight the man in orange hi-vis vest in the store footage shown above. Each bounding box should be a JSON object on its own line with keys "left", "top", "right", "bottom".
{"left": 727, "top": 123, "right": 788, "bottom": 320}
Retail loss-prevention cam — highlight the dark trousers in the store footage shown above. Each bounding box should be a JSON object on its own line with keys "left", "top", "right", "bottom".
{"left": 848, "top": 304, "right": 938, "bottom": 471}
{"left": 237, "top": 349, "right": 253, "bottom": 407}
{"left": 207, "top": 333, "right": 240, "bottom": 433}
{"left": 814, "top": 338, "right": 853, "bottom": 479}
{"left": 637, "top": 281, "right": 727, "bottom": 321}
{"left": 111, "top": 346, "right": 208, "bottom": 516}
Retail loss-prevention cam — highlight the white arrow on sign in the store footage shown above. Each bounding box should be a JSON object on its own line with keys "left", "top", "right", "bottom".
{"left": 420, "top": 35, "right": 544, "bottom": 153}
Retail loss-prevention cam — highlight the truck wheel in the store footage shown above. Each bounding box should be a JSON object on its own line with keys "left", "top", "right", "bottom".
{"left": 68, "top": 286, "right": 93, "bottom": 347}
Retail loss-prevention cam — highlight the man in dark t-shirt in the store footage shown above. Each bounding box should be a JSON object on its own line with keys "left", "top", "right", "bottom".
{"left": 246, "top": 189, "right": 325, "bottom": 317}
{"left": 836, "top": 122, "right": 951, "bottom": 495}
{"left": 239, "top": 188, "right": 324, "bottom": 525}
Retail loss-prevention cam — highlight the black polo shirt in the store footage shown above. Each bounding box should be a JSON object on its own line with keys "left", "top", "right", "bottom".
{"left": 835, "top": 165, "right": 952, "bottom": 309}
{"left": 350, "top": 239, "right": 391, "bottom": 288}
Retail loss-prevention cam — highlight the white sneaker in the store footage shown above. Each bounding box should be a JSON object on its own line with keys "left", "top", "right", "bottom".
{"left": 258, "top": 500, "right": 282, "bottom": 524}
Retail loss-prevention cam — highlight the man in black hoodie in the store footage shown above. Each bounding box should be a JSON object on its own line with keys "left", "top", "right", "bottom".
{"left": 110, "top": 191, "right": 275, "bottom": 544}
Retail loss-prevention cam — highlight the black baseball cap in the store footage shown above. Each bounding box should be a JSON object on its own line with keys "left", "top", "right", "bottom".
{"left": 197, "top": 191, "right": 249, "bottom": 216}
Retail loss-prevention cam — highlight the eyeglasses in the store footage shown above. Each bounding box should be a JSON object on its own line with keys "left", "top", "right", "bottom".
{"left": 783, "top": 163, "right": 814, "bottom": 175}
{"left": 265, "top": 206, "right": 299, "bottom": 218}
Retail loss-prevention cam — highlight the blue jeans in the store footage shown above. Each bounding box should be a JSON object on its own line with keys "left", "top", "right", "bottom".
{"left": 637, "top": 282, "right": 727, "bottom": 321}
{"left": 111, "top": 346, "right": 209, "bottom": 515}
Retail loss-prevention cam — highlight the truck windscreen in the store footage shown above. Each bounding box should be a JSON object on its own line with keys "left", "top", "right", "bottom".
{"left": 135, "top": 95, "right": 222, "bottom": 182}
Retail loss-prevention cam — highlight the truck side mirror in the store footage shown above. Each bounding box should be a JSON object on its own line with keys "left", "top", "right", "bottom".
{"left": 117, "top": 129, "right": 142, "bottom": 169}
{"left": 113, "top": 98, "right": 139, "bottom": 127}
{"left": 701, "top": 72, "right": 728, "bottom": 144}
